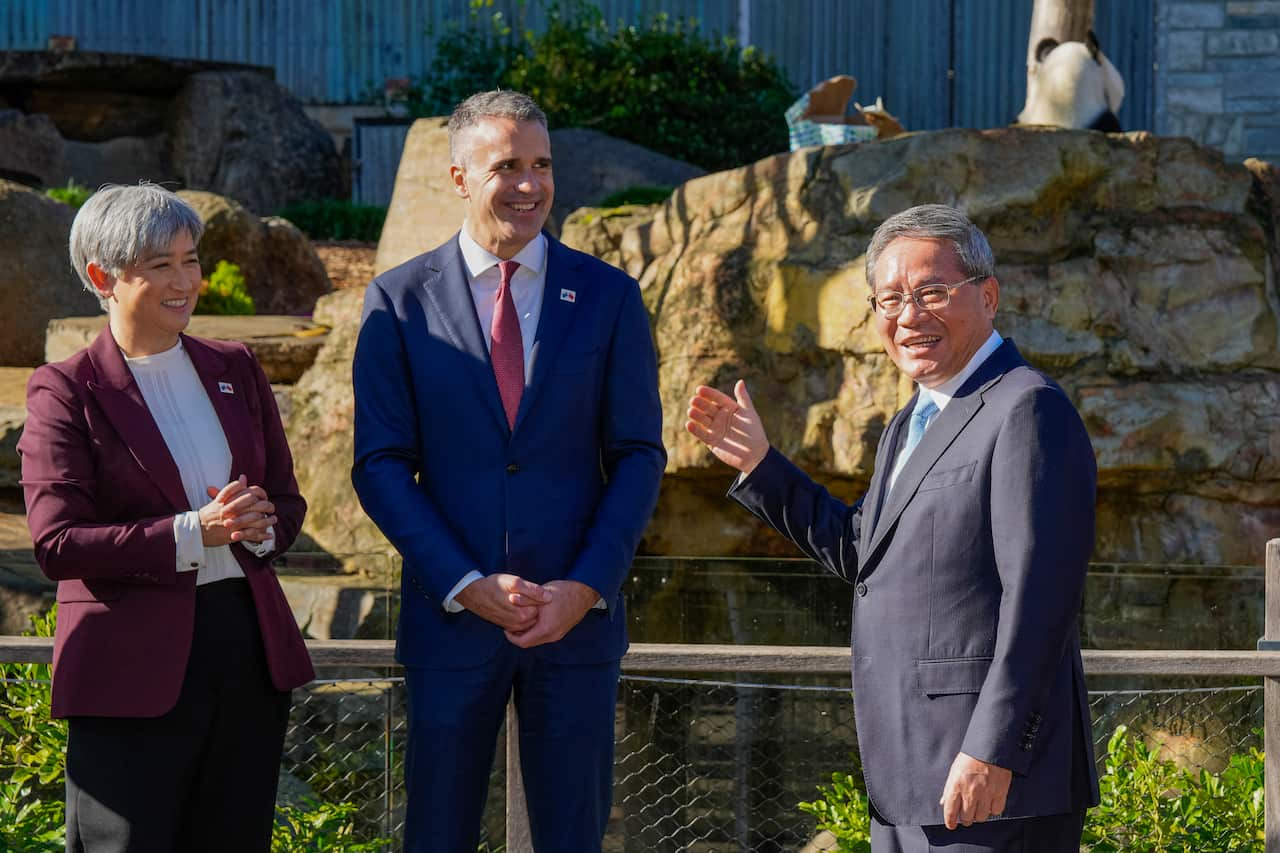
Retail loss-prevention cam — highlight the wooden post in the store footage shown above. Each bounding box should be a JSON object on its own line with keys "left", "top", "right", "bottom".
{"left": 506, "top": 698, "right": 533, "bottom": 853}
{"left": 1267, "top": 540, "right": 1280, "bottom": 852}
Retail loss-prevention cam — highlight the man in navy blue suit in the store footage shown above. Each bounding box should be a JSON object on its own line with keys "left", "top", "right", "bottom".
{"left": 352, "top": 90, "right": 665, "bottom": 852}
{"left": 686, "top": 205, "right": 1098, "bottom": 852}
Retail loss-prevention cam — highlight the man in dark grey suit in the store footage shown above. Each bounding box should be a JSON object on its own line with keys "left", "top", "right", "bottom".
{"left": 686, "top": 205, "right": 1098, "bottom": 851}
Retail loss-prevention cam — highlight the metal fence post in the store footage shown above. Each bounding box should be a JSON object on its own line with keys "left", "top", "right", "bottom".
{"left": 1266, "top": 539, "right": 1280, "bottom": 852}
{"left": 506, "top": 698, "right": 533, "bottom": 853}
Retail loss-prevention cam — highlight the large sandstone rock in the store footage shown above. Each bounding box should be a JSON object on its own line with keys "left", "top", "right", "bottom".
{"left": 603, "top": 127, "right": 1280, "bottom": 565}
{"left": 0, "top": 110, "right": 64, "bottom": 187}
{"left": 375, "top": 121, "right": 703, "bottom": 275}
{"left": 179, "top": 190, "right": 332, "bottom": 315}
{"left": 291, "top": 128, "right": 1280, "bottom": 568}
{"left": 0, "top": 180, "right": 95, "bottom": 365}
{"left": 54, "top": 134, "right": 175, "bottom": 188}
{"left": 170, "top": 72, "right": 343, "bottom": 214}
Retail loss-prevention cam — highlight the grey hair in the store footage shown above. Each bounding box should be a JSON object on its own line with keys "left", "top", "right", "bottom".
{"left": 448, "top": 89, "right": 548, "bottom": 166}
{"left": 69, "top": 184, "right": 205, "bottom": 311}
{"left": 865, "top": 204, "right": 996, "bottom": 290}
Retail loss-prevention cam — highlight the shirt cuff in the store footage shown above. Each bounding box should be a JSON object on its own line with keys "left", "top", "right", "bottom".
{"left": 174, "top": 511, "right": 203, "bottom": 573}
{"left": 443, "top": 570, "right": 484, "bottom": 613}
{"left": 243, "top": 526, "right": 275, "bottom": 558}
{"left": 592, "top": 597, "right": 607, "bottom": 610}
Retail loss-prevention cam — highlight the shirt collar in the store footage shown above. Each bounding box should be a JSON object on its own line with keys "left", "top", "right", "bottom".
{"left": 459, "top": 225, "right": 547, "bottom": 281}
{"left": 918, "top": 329, "right": 1003, "bottom": 411}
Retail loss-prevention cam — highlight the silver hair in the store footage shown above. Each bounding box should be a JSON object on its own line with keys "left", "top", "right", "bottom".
{"left": 447, "top": 89, "right": 548, "bottom": 166}
{"left": 865, "top": 204, "right": 996, "bottom": 290}
{"left": 69, "top": 184, "right": 205, "bottom": 311}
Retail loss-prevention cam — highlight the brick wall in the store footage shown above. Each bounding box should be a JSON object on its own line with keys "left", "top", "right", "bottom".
{"left": 1157, "top": 1, "right": 1280, "bottom": 164}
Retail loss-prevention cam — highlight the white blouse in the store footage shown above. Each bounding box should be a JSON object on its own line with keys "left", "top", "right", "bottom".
{"left": 124, "top": 342, "right": 272, "bottom": 585}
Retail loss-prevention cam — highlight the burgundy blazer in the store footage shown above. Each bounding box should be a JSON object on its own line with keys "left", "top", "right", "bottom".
{"left": 19, "top": 327, "right": 314, "bottom": 718}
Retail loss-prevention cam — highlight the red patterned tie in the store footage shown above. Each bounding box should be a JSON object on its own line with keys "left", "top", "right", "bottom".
{"left": 491, "top": 260, "right": 523, "bottom": 429}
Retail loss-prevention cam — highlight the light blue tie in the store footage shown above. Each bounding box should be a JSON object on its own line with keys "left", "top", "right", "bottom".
{"left": 902, "top": 395, "right": 939, "bottom": 461}
{"left": 889, "top": 395, "right": 939, "bottom": 490}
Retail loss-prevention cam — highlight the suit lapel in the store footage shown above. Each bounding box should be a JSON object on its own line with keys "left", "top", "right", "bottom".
{"left": 84, "top": 327, "right": 190, "bottom": 511}
{"left": 513, "top": 235, "right": 581, "bottom": 434}
{"left": 860, "top": 340, "right": 1025, "bottom": 573}
{"left": 419, "top": 236, "right": 510, "bottom": 433}
{"left": 182, "top": 335, "right": 252, "bottom": 482}
{"left": 860, "top": 403, "right": 911, "bottom": 550}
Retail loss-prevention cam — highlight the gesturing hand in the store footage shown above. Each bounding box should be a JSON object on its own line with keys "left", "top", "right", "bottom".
{"left": 504, "top": 580, "right": 600, "bottom": 649}
{"left": 685, "top": 380, "right": 770, "bottom": 475}
{"left": 455, "top": 574, "right": 554, "bottom": 633}
{"left": 939, "top": 751, "right": 1012, "bottom": 830}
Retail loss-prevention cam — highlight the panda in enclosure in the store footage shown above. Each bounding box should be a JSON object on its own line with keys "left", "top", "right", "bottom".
{"left": 1017, "top": 30, "right": 1125, "bottom": 132}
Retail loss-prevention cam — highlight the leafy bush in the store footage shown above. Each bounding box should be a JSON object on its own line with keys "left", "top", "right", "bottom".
{"left": 44, "top": 181, "right": 93, "bottom": 209}
{"left": 197, "top": 260, "right": 256, "bottom": 316}
{"left": 798, "top": 726, "right": 1264, "bottom": 853}
{"left": 0, "top": 608, "right": 66, "bottom": 853}
{"left": 272, "top": 799, "right": 392, "bottom": 852}
{"left": 411, "top": 0, "right": 797, "bottom": 172}
{"left": 598, "top": 185, "right": 674, "bottom": 208}
{"left": 277, "top": 198, "right": 388, "bottom": 243}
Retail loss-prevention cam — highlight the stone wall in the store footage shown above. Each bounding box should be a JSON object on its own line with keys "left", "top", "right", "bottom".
{"left": 1156, "top": 0, "right": 1280, "bottom": 164}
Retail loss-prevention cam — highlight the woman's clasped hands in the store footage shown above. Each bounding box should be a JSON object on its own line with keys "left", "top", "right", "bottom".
{"left": 197, "top": 474, "right": 277, "bottom": 547}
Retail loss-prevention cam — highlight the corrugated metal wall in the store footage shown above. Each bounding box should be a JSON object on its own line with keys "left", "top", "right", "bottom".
{"left": 1, "top": 0, "right": 1154, "bottom": 130}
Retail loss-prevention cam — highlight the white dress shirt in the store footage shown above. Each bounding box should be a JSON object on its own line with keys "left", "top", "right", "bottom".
{"left": 886, "top": 329, "right": 1004, "bottom": 492}
{"left": 124, "top": 342, "right": 273, "bottom": 586}
{"left": 443, "top": 226, "right": 605, "bottom": 614}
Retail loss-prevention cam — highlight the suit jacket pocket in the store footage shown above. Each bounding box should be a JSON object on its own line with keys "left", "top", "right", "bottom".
{"left": 918, "top": 462, "right": 977, "bottom": 492}
{"left": 916, "top": 656, "right": 992, "bottom": 695}
{"left": 56, "top": 578, "right": 122, "bottom": 603}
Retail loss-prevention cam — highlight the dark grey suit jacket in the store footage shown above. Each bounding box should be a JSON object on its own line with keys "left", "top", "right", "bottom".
{"left": 730, "top": 340, "right": 1100, "bottom": 826}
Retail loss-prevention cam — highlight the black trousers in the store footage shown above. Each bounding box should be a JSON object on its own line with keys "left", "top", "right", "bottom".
{"left": 65, "top": 578, "right": 292, "bottom": 853}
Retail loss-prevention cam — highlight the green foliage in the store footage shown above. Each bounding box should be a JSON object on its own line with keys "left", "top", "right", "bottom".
{"left": 197, "top": 260, "right": 256, "bottom": 316}
{"left": 598, "top": 185, "right": 674, "bottom": 207}
{"left": 1083, "top": 724, "right": 1264, "bottom": 852}
{"left": 271, "top": 799, "right": 392, "bottom": 852}
{"left": 799, "top": 726, "right": 1265, "bottom": 853}
{"left": 0, "top": 607, "right": 67, "bottom": 853}
{"left": 276, "top": 198, "right": 388, "bottom": 243}
{"left": 797, "top": 769, "right": 872, "bottom": 853}
{"left": 411, "top": 0, "right": 797, "bottom": 172}
{"left": 44, "top": 181, "right": 93, "bottom": 209}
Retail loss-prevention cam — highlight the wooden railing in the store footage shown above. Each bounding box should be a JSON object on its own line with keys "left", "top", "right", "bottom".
{"left": 3, "top": 538, "right": 1279, "bottom": 850}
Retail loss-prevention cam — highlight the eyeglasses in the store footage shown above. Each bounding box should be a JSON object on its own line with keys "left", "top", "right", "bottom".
{"left": 867, "top": 275, "right": 985, "bottom": 319}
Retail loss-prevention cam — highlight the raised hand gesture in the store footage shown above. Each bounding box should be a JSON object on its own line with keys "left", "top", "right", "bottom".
{"left": 685, "top": 380, "right": 770, "bottom": 475}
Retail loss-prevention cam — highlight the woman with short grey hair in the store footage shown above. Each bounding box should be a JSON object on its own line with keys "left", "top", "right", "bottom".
{"left": 20, "top": 183, "right": 314, "bottom": 852}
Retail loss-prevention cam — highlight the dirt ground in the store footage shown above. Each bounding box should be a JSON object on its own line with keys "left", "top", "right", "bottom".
{"left": 314, "top": 240, "right": 376, "bottom": 291}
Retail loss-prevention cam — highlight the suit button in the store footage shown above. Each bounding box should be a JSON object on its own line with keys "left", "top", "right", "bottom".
{"left": 506, "top": 463, "right": 520, "bottom": 474}
{"left": 855, "top": 582, "right": 868, "bottom": 597}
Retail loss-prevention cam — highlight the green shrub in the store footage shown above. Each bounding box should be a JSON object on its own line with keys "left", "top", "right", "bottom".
{"left": 197, "top": 260, "right": 256, "bottom": 316}
{"left": 277, "top": 198, "right": 388, "bottom": 243}
{"left": 598, "top": 185, "right": 674, "bottom": 208}
{"left": 798, "top": 726, "right": 1264, "bottom": 853}
{"left": 44, "top": 181, "right": 93, "bottom": 209}
{"left": 0, "top": 607, "right": 66, "bottom": 853}
{"left": 410, "top": 0, "right": 797, "bottom": 172}
{"left": 272, "top": 799, "right": 392, "bottom": 852}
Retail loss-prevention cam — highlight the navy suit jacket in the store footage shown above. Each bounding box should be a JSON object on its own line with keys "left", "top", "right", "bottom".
{"left": 351, "top": 232, "right": 665, "bottom": 668}
{"left": 731, "top": 340, "right": 1100, "bottom": 826}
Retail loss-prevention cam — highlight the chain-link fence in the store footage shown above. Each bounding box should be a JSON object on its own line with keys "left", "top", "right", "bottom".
{"left": 281, "top": 671, "right": 1264, "bottom": 852}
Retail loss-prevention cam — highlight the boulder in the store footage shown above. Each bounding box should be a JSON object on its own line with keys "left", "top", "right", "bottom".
{"left": 170, "top": 71, "right": 343, "bottom": 215}
{"left": 0, "top": 110, "right": 64, "bottom": 187}
{"left": 375, "top": 122, "right": 702, "bottom": 275}
{"left": 179, "top": 191, "right": 332, "bottom": 315}
{"left": 590, "top": 128, "right": 1280, "bottom": 565}
{"left": 54, "top": 134, "right": 175, "bottom": 188}
{"left": 0, "top": 180, "right": 94, "bottom": 365}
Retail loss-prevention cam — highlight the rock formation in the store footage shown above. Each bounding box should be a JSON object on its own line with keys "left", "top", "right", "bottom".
{"left": 291, "top": 127, "right": 1280, "bottom": 567}
{"left": 179, "top": 191, "right": 332, "bottom": 315}
{"left": 0, "top": 180, "right": 95, "bottom": 365}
